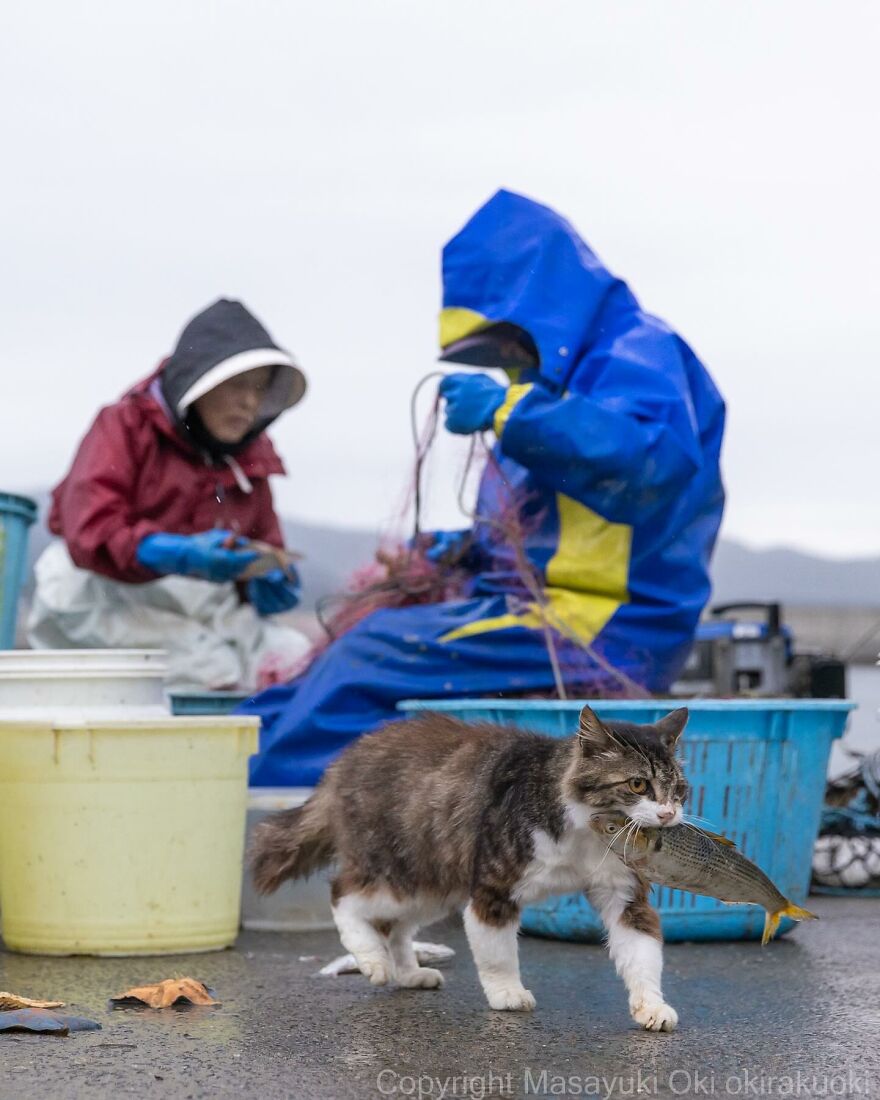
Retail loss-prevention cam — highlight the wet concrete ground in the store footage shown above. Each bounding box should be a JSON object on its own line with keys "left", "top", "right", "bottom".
{"left": 0, "top": 896, "right": 878, "bottom": 1100}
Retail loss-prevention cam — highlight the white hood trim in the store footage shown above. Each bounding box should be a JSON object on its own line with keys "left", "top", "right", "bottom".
{"left": 176, "top": 348, "right": 306, "bottom": 416}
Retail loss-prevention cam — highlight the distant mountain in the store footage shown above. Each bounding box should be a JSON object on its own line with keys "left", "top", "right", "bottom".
{"left": 280, "top": 518, "right": 381, "bottom": 611}
{"left": 283, "top": 530, "right": 880, "bottom": 613}
{"left": 709, "top": 539, "right": 880, "bottom": 610}
{"left": 19, "top": 489, "right": 880, "bottom": 611}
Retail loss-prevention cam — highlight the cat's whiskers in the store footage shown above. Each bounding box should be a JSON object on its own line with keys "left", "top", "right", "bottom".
{"left": 622, "top": 817, "right": 641, "bottom": 865}
{"left": 680, "top": 820, "right": 723, "bottom": 845}
{"left": 594, "top": 816, "right": 637, "bottom": 873}
{"left": 594, "top": 833, "right": 619, "bottom": 872}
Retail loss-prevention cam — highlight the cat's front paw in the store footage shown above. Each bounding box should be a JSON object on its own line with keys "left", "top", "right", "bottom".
{"left": 360, "top": 958, "right": 393, "bottom": 986}
{"left": 397, "top": 967, "right": 445, "bottom": 989}
{"left": 631, "top": 998, "right": 678, "bottom": 1032}
{"left": 487, "top": 985, "right": 537, "bottom": 1012}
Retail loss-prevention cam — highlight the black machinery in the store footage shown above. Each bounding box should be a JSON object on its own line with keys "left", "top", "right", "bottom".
{"left": 675, "top": 602, "right": 847, "bottom": 698}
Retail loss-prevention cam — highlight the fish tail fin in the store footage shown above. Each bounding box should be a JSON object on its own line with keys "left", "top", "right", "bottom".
{"left": 762, "top": 901, "right": 819, "bottom": 946}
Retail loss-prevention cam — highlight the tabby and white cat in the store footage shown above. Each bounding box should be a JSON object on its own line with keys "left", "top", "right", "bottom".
{"left": 251, "top": 704, "right": 689, "bottom": 1032}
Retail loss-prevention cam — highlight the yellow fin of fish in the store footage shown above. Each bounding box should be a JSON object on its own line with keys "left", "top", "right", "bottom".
{"left": 761, "top": 902, "right": 818, "bottom": 946}
{"left": 701, "top": 830, "right": 737, "bottom": 848}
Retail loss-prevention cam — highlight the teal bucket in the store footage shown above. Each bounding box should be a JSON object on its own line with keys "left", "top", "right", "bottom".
{"left": 170, "top": 691, "right": 251, "bottom": 716}
{"left": 398, "top": 698, "right": 855, "bottom": 942}
{"left": 0, "top": 493, "right": 38, "bottom": 649}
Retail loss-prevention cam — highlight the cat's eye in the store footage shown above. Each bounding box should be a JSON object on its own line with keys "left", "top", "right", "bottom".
{"left": 628, "top": 777, "right": 648, "bottom": 795}
{"left": 605, "top": 823, "right": 619, "bottom": 834}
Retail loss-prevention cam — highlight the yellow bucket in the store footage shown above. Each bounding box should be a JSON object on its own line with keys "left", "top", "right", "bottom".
{"left": 0, "top": 716, "right": 259, "bottom": 955}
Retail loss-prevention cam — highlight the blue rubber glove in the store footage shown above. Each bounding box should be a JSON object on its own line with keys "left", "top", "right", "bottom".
{"left": 439, "top": 373, "right": 507, "bottom": 435}
{"left": 421, "top": 530, "right": 472, "bottom": 564}
{"left": 136, "top": 530, "right": 260, "bottom": 583}
{"left": 247, "top": 567, "right": 301, "bottom": 615}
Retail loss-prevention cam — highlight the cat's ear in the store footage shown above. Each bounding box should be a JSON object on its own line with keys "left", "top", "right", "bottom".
{"left": 655, "top": 707, "right": 688, "bottom": 750}
{"left": 578, "top": 705, "right": 612, "bottom": 753}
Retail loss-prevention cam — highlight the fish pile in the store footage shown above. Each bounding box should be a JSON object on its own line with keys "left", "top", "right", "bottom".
{"left": 592, "top": 814, "right": 817, "bottom": 944}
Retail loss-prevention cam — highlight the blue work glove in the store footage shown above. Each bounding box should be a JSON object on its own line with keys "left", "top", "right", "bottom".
{"left": 420, "top": 529, "right": 472, "bottom": 564}
{"left": 136, "top": 530, "right": 260, "bottom": 583}
{"left": 247, "top": 567, "right": 301, "bottom": 615}
{"left": 439, "top": 372, "right": 507, "bottom": 435}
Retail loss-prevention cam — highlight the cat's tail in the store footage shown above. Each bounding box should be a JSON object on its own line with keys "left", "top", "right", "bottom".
{"left": 250, "top": 785, "right": 337, "bottom": 895}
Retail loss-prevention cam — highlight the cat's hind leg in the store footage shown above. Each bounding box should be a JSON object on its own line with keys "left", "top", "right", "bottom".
{"left": 331, "top": 889, "right": 396, "bottom": 986}
{"left": 463, "top": 898, "right": 535, "bottom": 1012}
{"left": 386, "top": 921, "right": 444, "bottom": 989}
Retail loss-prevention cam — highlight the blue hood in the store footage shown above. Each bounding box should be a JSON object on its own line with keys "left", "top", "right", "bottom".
{"left": 441, "top": 189, "right": 635, "bottom": 387}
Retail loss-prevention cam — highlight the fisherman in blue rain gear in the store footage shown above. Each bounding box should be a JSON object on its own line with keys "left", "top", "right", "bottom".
{"left": 241, "top": 189, "right": 726, "bottom": 787}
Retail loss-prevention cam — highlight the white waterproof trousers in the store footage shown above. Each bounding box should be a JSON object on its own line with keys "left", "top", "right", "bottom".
{"left": 27, "top": 542, "right": 312, "bottom": 691}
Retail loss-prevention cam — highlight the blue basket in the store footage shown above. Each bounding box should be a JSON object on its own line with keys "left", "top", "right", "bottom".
{"left": 0, "top": 493, "right": 38, "bottom": 650}
{"left": 169, "top": 691, "right": 252, "bottom": 716}
{"left": 398, "top": 698, "right": 855, "bottom": 942}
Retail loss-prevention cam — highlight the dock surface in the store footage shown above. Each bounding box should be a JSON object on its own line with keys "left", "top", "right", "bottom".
{"left": 1, "top": 896, "right": 877, "bottom": 1099}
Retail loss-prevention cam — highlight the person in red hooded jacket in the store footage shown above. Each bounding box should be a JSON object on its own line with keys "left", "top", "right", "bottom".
{"left": 28, "top": 299, "right": 312, "bottom": 690}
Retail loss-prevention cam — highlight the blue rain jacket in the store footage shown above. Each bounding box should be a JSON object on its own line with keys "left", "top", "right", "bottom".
{"left": 241, "top": 190, "right": 725, "bottom": 786}
{"left": 437, "top": 188, "right": 726, "bottom": 659}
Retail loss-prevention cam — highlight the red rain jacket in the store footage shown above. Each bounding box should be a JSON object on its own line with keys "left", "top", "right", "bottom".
{"left": 48, "top": 374, "right": 286, "bottom": 583}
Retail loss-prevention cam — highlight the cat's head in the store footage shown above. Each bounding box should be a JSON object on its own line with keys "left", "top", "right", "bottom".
{"left": 564, "top": 705, "right": 689, "bottom": 828}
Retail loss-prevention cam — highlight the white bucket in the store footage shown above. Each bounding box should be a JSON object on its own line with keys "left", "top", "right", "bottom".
{"left": 241, "top": 788, "right": 335, "bottom": 932}
{"left": 0, "top": 649, "right": 168, "bottom": 720}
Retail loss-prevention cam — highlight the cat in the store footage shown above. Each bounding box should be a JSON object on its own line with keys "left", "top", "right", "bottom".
{"left": 250, "top": 703, "right": 690, "bottom": 1032}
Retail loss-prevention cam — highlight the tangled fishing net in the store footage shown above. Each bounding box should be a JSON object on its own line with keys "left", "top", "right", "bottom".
{"left": 314, "top": 540, "right": 471, "bottom": 649}
{"left": 287, "top": 374, "right": 645, "bottom": 699}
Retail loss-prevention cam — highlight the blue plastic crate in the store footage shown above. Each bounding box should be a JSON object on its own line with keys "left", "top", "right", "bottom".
{"left": 398, "top": 698, "right": 855, "bottom": 942}
{"left": 0, "top": 493, "right": 37, "bottom": 649}
{"left": 169, "top": 691, "right": 251, "bottom": 716}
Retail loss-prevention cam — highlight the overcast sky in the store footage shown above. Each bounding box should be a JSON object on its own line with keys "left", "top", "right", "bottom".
{"left": 2, "top": 1, "right": 878, "bottom": 558}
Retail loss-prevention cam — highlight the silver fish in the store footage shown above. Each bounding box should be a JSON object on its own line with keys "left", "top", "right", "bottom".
{"left": 591, "top": 813, "right": 817, "bottom": 944}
